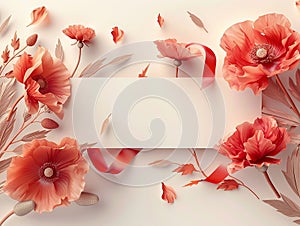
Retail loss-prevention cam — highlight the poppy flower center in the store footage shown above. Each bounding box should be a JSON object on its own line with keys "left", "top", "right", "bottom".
{"left": 250, "top": 44, "right": 274, "bottom": 64}
{"left": 40, "top": 163, "right": 58, "bottom": 182}
{"left": 32, "top": 75, "right": 49, "bottom": 94}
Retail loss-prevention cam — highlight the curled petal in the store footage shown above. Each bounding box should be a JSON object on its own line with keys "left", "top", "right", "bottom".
{"left": 161, "top": 182, "right": 176, "bottom": 203}
{"left": 111, "top": 26, "right": 124, "bottom": 44}
{"left": 27, "top": 6, "right": 48, "bottom": 27}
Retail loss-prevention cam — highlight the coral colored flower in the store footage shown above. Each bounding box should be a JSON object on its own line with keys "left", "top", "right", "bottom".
{"left": 218, "top": 117, "right": 289, "bottom": 173}
{"left": 12, "top": 46, "right": 71, "bottom": 119}
{"left": 63, "top": 25, "right": 95, "bottom": 44}
{"left": 3, "top": 138, "right": 89, "bottom": 213}
{"left": 220, "top": 13, "right": 300, "bottom": 94}
{"left": 161, "top": 182, "right": 177, "bottom": 203}
{"left": 154, "top": 39, "right": 202, "bottom": 61}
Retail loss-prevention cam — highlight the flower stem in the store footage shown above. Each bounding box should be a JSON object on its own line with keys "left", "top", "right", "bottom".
{"left": 190, "top": 148, "right": 207, "bottom": 177}
{"left": 71, "top": 45, "right": 82, "bottom": 78}
{"left": 6, "top": 94, "right": 24, "bottom": 121}
{"left": 0, "top": 46, "right": 27, "bottom": 76}
{"left": 275, "top": 74, "right": 300, "bottom": 119}
{"left": 0, "top": 210, "right": 14, "bottom": 226}
{"left": 229, "top": 175, "right": 260, "bottom": 200}
{"left": 175, "top": 66, "right": 179, "bottom": 78}
{"left": 263, "top": 171, "right": 281, "bottom": 198}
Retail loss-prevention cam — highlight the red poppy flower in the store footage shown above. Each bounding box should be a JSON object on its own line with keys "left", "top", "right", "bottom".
{"left": 63, "top": 25, "right": 95, "bottom": 44}
{"left": 154, "top": 39, "right": 202, "bottom": 61}
{"left": 218, "top": 117, "right": 289, "bottom": 173}
{"left": 12, "top": 47, "right": 71, "bottom": 119}
{"left": 220, "top": 13, "right": 300, "bottom": 94}
{"left": 3, "top": 138, "right": 89, "bottom": 213}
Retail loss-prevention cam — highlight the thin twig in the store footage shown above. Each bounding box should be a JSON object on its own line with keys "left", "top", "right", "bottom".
{"left": 189, "top": 148, "right": 207, "bottom": 177}
{"left": 71, "top": 46, "right": 82, "bottom": 78}
{"left": 229, "top": 175, "right": 260, "bottom": 200}
{"left": 263, "top": 171, "right": 281, "bottom": 198}
{"left": 0, "top": 210, "right": 14, "bottom": 226}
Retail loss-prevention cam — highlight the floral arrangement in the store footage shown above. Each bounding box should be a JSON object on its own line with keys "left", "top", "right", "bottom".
{"left": 0, "top": 4, "right": 300, "bottom": 226}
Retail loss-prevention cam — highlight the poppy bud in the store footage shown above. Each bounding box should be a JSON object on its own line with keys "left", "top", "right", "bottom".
{"left": 75, "top": 192, "right": 99, "bottom": 206}
{"left": 14, "top": 200, "right": 35, "bottom": 216}
{"left": 41, "top": 118, "right": 59, "bottom": 129}
{"left": 26, "top": 34, "right": 38, "bottom": 46}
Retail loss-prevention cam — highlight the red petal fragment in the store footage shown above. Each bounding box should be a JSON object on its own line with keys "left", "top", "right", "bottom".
{"left": 217, "top": 179, "right": 239, "bottom": 191}
{"left": 173, "top": 163, "right": 197, "bottom": 175}
{"left": 11, "top": 32, "right": 20, "bottom": 51}
{"left": 157, "top": 13, "right": 165, "bottom": 28}
{"left": 183, "top": 180, "right": 201, "bottom": 187}
{"left": 1, "top": 46, "right": 9, "bottom": 63}
{"left": 204, "top": 165, "right": 229, "bottom": 184}
{"left": 296, "top": 0, "right": 300, "bottom": 7}
{"left": 87, "top": 148, "right": 141, "bottom": 174}
{"left": 138, "top": 64, "right": 150, "bottom": 78}
{"left": 111, "top": 26, "right": 124, "bottom": 44}
{"left": 161, "top": 182, "right": 176, "bottom": 203}
{"left": 27, "top": 6, "right": 48, "bottom": 27}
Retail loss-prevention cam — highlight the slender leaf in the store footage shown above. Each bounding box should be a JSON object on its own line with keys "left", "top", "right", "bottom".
{"left": 262, "top": 107, "right": 300, "bottom": 127}
{"left": 100, "top": 113, "right": 111, "bottom": 136}
{"left": 264, "top": 194, "right": 300, "bottom": 217}
{"left": 0, "top": 110, "right": 16, "bottom": 151}
{"left": 79, "top": 58, "right": 106, "bottom": 78}
{"left": 289, "top": 76, "right": 300, "bottom": 102}
{"left": 282, "top": 148, "right": 300, "bottom": 198}
{"left": 103, "top": 54, "right": 132, "bottom": 66}
{"left": 0, "top": 15, "right": 11, "bottom": 36}
{"left": 0, "top": 79, "right": 16, "bottom": 118}
{"left": 21, "top": 130, "right": 50, "bottom": 142}
{"left": 187, "top": 11, "right": 208, "bottom": 33}
{"left": 55, "top": 38, "right": 64, "bottom": 61}
{"left": 263, "top": 77, "right": 290, "bottom": 108}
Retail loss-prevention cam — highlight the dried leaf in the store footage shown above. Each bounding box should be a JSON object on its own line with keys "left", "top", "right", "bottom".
{"left": 187, "top": 11, "right": 208, "bottom": 33}
{"left": 11, "top": 32, "right": 20, "bottom": 51}
{"left": 111, "top": 26, "right": 124, "bottom": 44}
{"left": 100, "top": 113, "right": 111, "bottom": 135}
{"left": 55, "top": 38, "right": 64, "bottom": 61}
{"left": 264, "top": 194, "right": 300, "bottom": 217}
{"left": 1, "top": 46, "right": 10, "bottom": 63}
{"left": 289, "top": 131, "right": 300, "bottom": 145}
{"left": 161, "top": 182, "right": 176, "bottom": 203}
{"left": 0, "top": 15, "right": 11, "bottom": 36}
{"left": 105, "top": 54, "right": 132, "bottom": 66}
{"left": 148, "top": 159, "right": 175, "bottom": 167}
{"left": 41, "top": 118, "right": 59, "bottom": 129}
{"left": 289, "top": 76, "right": 300, "bottom": 102}
{"left": 79, "top": 58, "right": 106, "bottom": 78}
{"left": 21, "top": 130, "right": 50, "bottom": 142}
{"left": 173, "top": 164, "right": 197, "bottom": 175}
{"left": 263, "top": 77, "right": 290, "bottom": 108}
{"left": 0, "top": 157, "right": 12, "bottom": 174}
{"left": 183, "top": 180, "right": 201, "bottom": 187}
{"left": 0, "top": 110, "right": 16, "bottom": 151}
{"left": 27, "top": 6, "right": 48, "bottom": 27}
{"left": 138, "top": 64, "right": 150, "bottom": 78}
{"left": 217, "top": 179, "right": 239, "bottom": 191}
{"left": 282, "top": 148, "right": 300, "bottom": 198}
{"left": 262, "top": 107, "right": 300, "bottom": 127}
{"left": 157, "top": 13, "right": 164, "bottom": 28}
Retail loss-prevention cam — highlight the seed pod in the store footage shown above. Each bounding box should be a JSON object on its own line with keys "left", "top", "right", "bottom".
{"left": 75, "top": 192, "right": 99, "bottom": 206}
{"left": 41, "top": 118, "right": 59, "bottom": 129}
{"left": 14, "top": 200, "right": 35, "bottom": 216}
{"left": 26, "top": 34, "right": 38, "bottom": 46}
